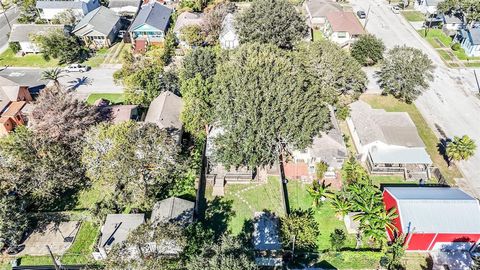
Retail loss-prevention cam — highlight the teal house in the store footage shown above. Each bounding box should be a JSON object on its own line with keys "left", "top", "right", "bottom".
{"left": 128, "top": 2, "right": 173, "bottom": 52}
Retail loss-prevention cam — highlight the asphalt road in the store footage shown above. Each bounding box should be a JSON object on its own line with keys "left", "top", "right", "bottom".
{"left": 353, "top": 0, "right": 480, "bottom": 196}
{"left": 0, "top": 6, "right": 19, "bottom": 53}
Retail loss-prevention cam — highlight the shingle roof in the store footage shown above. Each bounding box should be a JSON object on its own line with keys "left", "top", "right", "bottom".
{"left": 425, "top": 0, "right": 444, "bottom": 7}
{"left": 305, "top": 0, "right": 342, "bottom": 18}
{"left": 442, "top": 13, "right": 465, "bottom": 24}
{"left": 468, "top": 27, "right": 480, "bottom": 45}
{"left": 9, "top": 24, "right": 65, "bottom": 43}
{"left": 326, "top": 11, "right": 365, "bottom": 35}
{"left": 100, "top": 214, "right": 145, "bottom": 248}
{"left": 144, "top": 91, "right": 183, "bottom": 130}
{"left": 110, "top": 105, "right": 137, "bottom": 124}
{"left": 173, "top": 12, "right": 204, "bottom": 34}
{"left": 151, "top": 197, "right": 194, "bottom": 225}
{"left": 129, "top": 2, "right": 172, "bottom": 32}
{"left": 36, "top": 0, "right": 99, "bottom": 10}
{"left": 349, "top": 100, "right": 425, "bottom": 147}
{"left": 385, "top": 187, "right": 480, "bottom": 233}
{"left": 0, "top": 76, "right": 22, "bottom": 111}
{"left": 72, "top": 6, "right": 120, "bottom": 36}
{"left": 108, "top": 0, "right": 140, "bottom": 8}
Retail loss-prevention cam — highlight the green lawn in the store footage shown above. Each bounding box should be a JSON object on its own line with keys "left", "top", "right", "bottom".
{"left": 313, "top": 29, "right": 324, "bottom": 42}
{"left": 437, "top": 49, "right": 453, "bottom": 62}
{"left": 417, "top": 29, "right": 452, "bottom": 48}
{"left": 0, "top": 48, "right": 59, "bottom": 68}
{"left": 401, "top": 11, "right": 425, "bottom": 22}
{"left": 86, "top": 93, "right": 125, "bottom": 105}
{"left": 361, "top": 94, "right": 461, "bottom": 184}
{"left": 84, "top": 48, "right": 109, "bottom": 68}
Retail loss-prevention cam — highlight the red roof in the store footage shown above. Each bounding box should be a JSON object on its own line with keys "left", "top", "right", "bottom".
{"left": 326, "top": 11, "right": 365, "bottom": 35}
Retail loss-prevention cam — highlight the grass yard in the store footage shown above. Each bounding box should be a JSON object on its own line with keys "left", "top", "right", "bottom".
{"left": 401, "top": 11, "right": 425, "bottom": 22}
{"left": 437, "top": 49, "right": 453, "bottom": 62}
{"left": 84, "top": 48, "right": 109, "bottom": 68}
{"left": 417, "top": 29, "right": 452, "bottom": 48}
{"left": 313, "top": 29, "right": 324, "bottom": 42}
{"left": 361, "top": 94, "right": 462, "bottom": 184}
{"left": 86, "top": 93, "right": 125, "bottom": 105}
{"left": 370, "top": 175, "right": 406, "bottom": 186}
{"left": 0, "top": 48, "right": 59, "bottom": 68}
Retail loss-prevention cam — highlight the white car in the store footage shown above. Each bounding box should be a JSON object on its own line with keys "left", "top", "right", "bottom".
{"left": 65, "top": 64, "right": 89, "bottom": 73}
{"left": 391, "top": 6, "right": 401, "bottom": 14}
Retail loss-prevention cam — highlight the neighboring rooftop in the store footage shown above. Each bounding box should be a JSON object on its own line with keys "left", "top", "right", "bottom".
{"left": 73, "top": 6, "right": 120, "bottom": 36}
{"left": 110, "top": 105, "right": 138, "bottom": 124}
{"left": 173, "top": 12, "right": 204, "bottom": 34}
{"left": 326, "top": 11, "right": 365, "bottom": 35}
{"left": 100, "top": 214, "right": 145, "bottom": 249}
{"left": 464, "top": 27, "right": 480, "bottom": 45}
{"left": 385, "top": 187, "right": 480, "bottom": 233}
{"left": 36, "top": 0, "right": 97, "bottom": 9}
{"left": 425, "top": 0, "right": 444, "bottom": 6}
{"left": 144, "top": 91, "right": 183, "bottom": 130}
{"left": 370, "top": 144, "right": 432, "bottom": 165}
{"left": 220, "top": 13, "right": 236, "bottom": 38}
{"left": 9, "top": 24, "right": 65, "bottom": 43}
{"left": 151, "top": 197, "right": 195, "bottom": 225}
{"left": 0, "top": 76, "right": 23, "bottom": 110}
{"left": 108, "top": 0, "right": 140, "bottom": 8}
{"left": 442, "top": 13, "right": 465, "bottom": 24}
{"left": 349, "top": 100, "right": 425, "bottom": 147}
{"left": 253, "top": 212, "right": 282, "bottom": 251}
{"left": 129, "top": 2, "right": 173, "bottom": 32}
{"left": 304, "top": 0, "right": 342, "bottom": 18}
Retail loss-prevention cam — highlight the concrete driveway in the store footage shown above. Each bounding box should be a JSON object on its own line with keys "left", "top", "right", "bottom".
{"left": 352, "top": 0, "right": 480, "bottom": 196}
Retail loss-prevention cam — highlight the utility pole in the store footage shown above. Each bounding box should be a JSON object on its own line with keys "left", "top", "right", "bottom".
{"left": 0, "top": 2, "right": 11, "bottom": 30}
{"left": 46, "top": 245, "right": 61, "bottom": 270}
{"left": 363, "top": 4, "right": 371, "bottom": 30}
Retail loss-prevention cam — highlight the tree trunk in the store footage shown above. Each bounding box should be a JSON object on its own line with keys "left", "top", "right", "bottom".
{"left": 278, "top": 152, "right": 290, "bottom": 216}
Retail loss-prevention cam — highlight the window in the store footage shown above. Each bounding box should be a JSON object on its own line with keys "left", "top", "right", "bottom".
{"left": 337, "top": 32, "right": 347, "bottom": 38}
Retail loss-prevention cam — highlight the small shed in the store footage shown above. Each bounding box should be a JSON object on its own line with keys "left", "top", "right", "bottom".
{"left": 151, "top": 197, "right": 195, "bottom": 226}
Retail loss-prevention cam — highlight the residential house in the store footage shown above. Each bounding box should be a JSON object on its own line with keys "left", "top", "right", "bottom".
{"left": 9, "top": 24, "right": 65, "bottom": 54}
{"left": 108, "top": 0, "right": 141, "bottom": 17}
{"left": 414, "top": 0, "right": 444, "bottom": 14}
{"left": 129, "top": 2, "right": 173, "bottom": 53}
{"left": 383, "top": 187, "right": 480, "bottom": 251}
{"left": 303, "top": 0, "right": 342, "bottom": 28}
{"left": 323, "top": 11, "right": 365, "bottom": 47}
{"left": 110, "top": 105, "right": 139, "bottom": 123}
{"left": 36, "top": 0, "right": 100, "bottom": 21}
{"left": 94, "top": 213, "right": 145, "bottom": 259}
{"left": 219, "top": 13, "right": 239, "bottom": 49}
{"left": 173, "top": 12, "right": 204, "bottom": 46}
{"left": 144, "top": 91, "right": 183, "bottom": 142}
{"left": 151, "top": 197, "right": 195, "bottom": 226}
{"left": 0, "top": 76, "right": 33, "bottom": 135}
{"left": 72, "top": 6, "right": 122, "bottom": 48}
{"left": 205, "top": 127, "right": 254, "bottom": 196}
{"left": 253, "top": 212, "right": 282, "bottom": 267}
{"left": 455, "top": 27, "right": 480, "bottom": 57}
{"left": 442, "top": 13, "right": 466, "bottom": 35}
{"left": 347, "top": 101, "right": 432, "bottom": 180}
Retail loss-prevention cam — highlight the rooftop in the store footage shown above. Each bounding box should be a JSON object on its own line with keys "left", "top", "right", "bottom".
{"left": 9, "top": 24, "right": 65, "bottom": 43}
{"left": 151, "top": 197, "right": 195, "bottom": 225}
{"left": 369, "top": 144, "right": 432, "bottom": 165}
{"left": 108, "top": 0, "right": 140, "bottom": 8}
{"left": 129, "top": 2, "right": 173, "bottom": 32}
{"left": 326, "top": 11, "right": 365, "bottom": 35}
{"left": 36, "top": 0, "right": 98, "bottom": 10}
{"left": 144, "top": 91, "right": 183, "bottom": 130}
{"left": 253, "top": 212, "right": 282, "bottom": 251}
{"left": 173, "top": 12, "right": 204, "bottom": 33}
{"left": 100, "top": 214, "right": 145, "bottom": 249}
{"left": 72, "top": 6, "right": 120, "bottom": 36}
{"left": 304, "top": 0, "right": 342, "bottom": 18}
{"left": 110, "top": 105, "right": 138, "bottom": 124}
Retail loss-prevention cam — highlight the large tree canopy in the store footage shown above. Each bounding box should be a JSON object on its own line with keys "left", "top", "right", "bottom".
{"left": 438, "top": 0, "right": 480, "bottom": 25}
{"left": 0, "top": 193, "right": 29, "bottom": 249}
{"left": 33, "top": 29, "right": 87, "bottom": 64}
{"left": 235, "top": 0, "right": 308, "bottom": 49}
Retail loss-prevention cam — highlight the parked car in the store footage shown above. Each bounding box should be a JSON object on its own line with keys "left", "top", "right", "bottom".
{"left": 118, "top": 30, "right": 126, "bottom": 38}
{"left": 357, "top": 10, "right": 366, "bottom": 19}
{"left": 391, "top": 6, "right": 400, "bottom": 14}
{"left": 65, "top": 64, "right": 89, "bottom": 73}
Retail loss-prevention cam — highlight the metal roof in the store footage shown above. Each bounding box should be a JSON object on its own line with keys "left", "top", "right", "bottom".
{"left": 9, "top": 24, "right": 65, "bottom": 42}
{"left": 72, "top": 6, "right": 120, "bottom": 36}
{"left": 129, "top": 2, "right": 172, "bottom": 32}
{"left": 253, "top": 212, "right": 282, "bottom": 251}
{"left": 385, "top": 187, "right": 480, "bottom": 233}
{"left": 370, "top": 145, "right": 432, "bottom": 164}
{"left": 108, "top": 0, "right": 140, "bottom": 8}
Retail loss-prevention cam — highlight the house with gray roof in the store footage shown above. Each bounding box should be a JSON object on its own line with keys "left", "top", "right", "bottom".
{"left": 144, "top": 91, "right": 183, "bottom": 142}
{"left": 347, "top": 100, "right": 432, "bottom": 180}
{"left": 72, "top": 6, "right": 122, "bottom": 48}
{"left": 441, "top": 13, "right": 466, "bottom": 34}
{"left": 9, "top": 24, "right": 65, "bottom": 54}
{"left": 129, "top": 2, "right": 173, "bottom": 52}
{"left": 304, "top": 0, "right": 343, "bottom": 28}
{"left": 108, "top": 0, "right": 141, "bottom": 17}
{"left": 455, "top": 27, "right": 480, "bottom": 57}
{"left": 36, "top": 0, "right": 100, "bottom": 21}
{"left": 174, "top": 12, "right": 205, "bottom": 47}
{"left": 151, "top": 197, "right": 195, "bottom": 226}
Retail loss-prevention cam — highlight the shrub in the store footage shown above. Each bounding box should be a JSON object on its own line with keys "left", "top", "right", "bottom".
{"left": 351, "top": 34, "right": 386, "bottom": 66}
{"left": 9, "top": 42, "right": 21, "bottom": 54}
{"left": 330, "top": 228, "right": 347, "bottom": 251}
{"left": 451, "top": 42, "right": 461, "bottom": 51}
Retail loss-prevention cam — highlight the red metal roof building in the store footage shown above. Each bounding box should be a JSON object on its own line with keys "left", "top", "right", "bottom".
{"left": 383, "top": 187, "right": 480, "bottom": 251}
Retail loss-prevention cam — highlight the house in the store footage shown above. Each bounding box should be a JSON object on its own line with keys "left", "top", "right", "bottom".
{"left": 72, "top": 6, "right": 122, "bottom": 48}
{"left": 129, "top": 2, "right": 173, "bottom": 52}
{"left": 303, "top": 0, "right": 342, "bottom": 28}
{"left": 205, "top": 127, "right": 255, "bottom": 196}
{"left": 286, "top": 109, "right": 347, "bottom": 181}
{"left": 36, "top": 0, "right": 100, "bottom": 21}
{"left": 144, "top": 91, "right": 183, "bottom": 141}
{"left": 108, "top": 0, "right": 141, "bottom": 17}
{"left": 219, "top": 13, "right": 239, "bottom": 49}
{"left": 151, "top": 197, "right": 195, "bottom": 226}
{"left": 95, "top": 213, "right": 145, "bottom": 258}
{"left": 414, "top": 0, "right": 444, "bottom": 14}
{"left": 253, "top": 212, "right": 282, "bottom": 267}
{"left": 9, "top": 24, "right": 65, "bottom": 54}
{"left": 323, "top": 11, "right": 365, "bottom": 47}
{"left": 173, "top": 12, "right": 204, "bottom": 46}
{"left": 347, "top": 101, "right": 432, "bottom": 180}
{"left": 455, "top": 27, "right": 480, "bottom": 57}
{"left": 0, "top": 76, "right": 33, "bottom": 135}
{"left": 442, "top": 13, "right": 466, "bottom": 34}
{"left": 383, "top": 187, "right": 480, "bottom": 251}
{"left": 110, "top": 105, "right": 139, "bottom": 123}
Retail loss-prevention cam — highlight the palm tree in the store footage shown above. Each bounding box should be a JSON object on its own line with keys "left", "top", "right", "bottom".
{"left": 446, "top": 135, "right": 477, "bottom": 166}
{"left": 330, "top": 194, "right": 351, "bottom": 219}
{"left": 41, "top": 68, "right": 66, "bottom": 89}
{"left": 307, "top": 180, "right": 334, "bottom": 208}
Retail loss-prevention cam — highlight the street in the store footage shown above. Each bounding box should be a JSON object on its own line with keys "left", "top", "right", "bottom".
{"left": 0, "top": 6, "right": 19, "bottom": 53}
{"left": 354, "top": 0, "right": 480, "bottom": 196}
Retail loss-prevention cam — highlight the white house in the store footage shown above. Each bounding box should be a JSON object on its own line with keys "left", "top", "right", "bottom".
{"left": 9, "top": 24, "right": 65, "bottom": 53}
{"left": 323, "top": 11, "right": 365, "bottom": 47}
{"left": 455, "top": 27, "right": 480, "bottom": 57}
{"left": 36, "top": 0, "right": 101, "bottom": 21}
{"left": 219, "top": 13, "right": 239, "bottom": 49}
{"left": 108, "top": 0, "right": 141, "bottom": 17}
{"left": 414, "top": 0, "right": 444, "bottom": 14}
{"left": 347, "top": 101, "right": 432, "bottom": 180}
{"left": 303, "top": 0, "right": 342, "bottom": 28}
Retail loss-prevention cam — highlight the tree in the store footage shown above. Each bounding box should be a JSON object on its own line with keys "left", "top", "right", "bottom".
{"left": 82, "top": 122, "right": 184, "bottom": 209}
{"left": 51, "top": 9, "right": 76, "bottom": 25}
{"left": 17, "top": 0, "right": 41, "bottom": 23}
{"left": 180, "top": 47, "right": 218, "bottom": 81}
{"left": 180, "top": 25, "right": 205, "bottom": 47}
{"left": 330, "top": 194, "right": 351, "bottom": 219}
{"left": 202, "top": 2, "right": 234, "bottom": 44}
{"left": 0, "top": 193, "right": 29, "bottom": 250}
{"left": 330, "top": 228, "right": 346, "bottom": 251}
{"left": 380, "top": 235, "right": 406, "bottom": 270}
{"left": 186, "top": 234, "right": 257, "bottom": 270}
{"left": 378, "top": 46, "right": 434, "bottom": 103}
{"left": 30, "top": 87, "right": 103, "bottom": 145}
{"left": 124, "top": 66, "right": 163, "bottom": 106}
{"left": 33, "top": 29, "right": 87, "bottom": 64}
{"left": 280, "top": 209, "right": 320, "bottom": 251}
{"left": 351, "top": 34, "right": 386, "bottom": 66}
{"left": 9, "top": 42, "right": 21, "bottom": 54}
{"left": 236, "top": 0, "right": 308, "bottom": 49}
{"left": 41, "top": 68, "right": 66, "bottom": 89}
{"left": 438, "top": 0, "right": 480, "bottom": 26}
{"left": 446, "top": 135, "right": 477, "bottom": 164}
{"left": 315, "top": 161, "right": 329, "bottom": 180}
{"left": 307, "top": 180, "right": 333, "bottom": 208}
{"left": 342, "top": 156, "right": 369, "bottom": 184}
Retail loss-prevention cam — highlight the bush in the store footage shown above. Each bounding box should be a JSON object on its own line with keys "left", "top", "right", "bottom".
{"left": 335, "top": 105, "right": 350, "bottom": 120}
{"left": 9, "top": 42, "right": 21, "bottom": 54}
{"left": 451, "top": 42, "right": 461, "bottom": 51}
{"left": 330, "top": 228, "right": 347, "bottom": 251}
{"left": 351, "top": 34, "right": 386, "bottom": 66}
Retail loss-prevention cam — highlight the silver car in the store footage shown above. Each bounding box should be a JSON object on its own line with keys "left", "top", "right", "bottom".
{"left": 65, "top": 64, "right": 89, "bottom": 73}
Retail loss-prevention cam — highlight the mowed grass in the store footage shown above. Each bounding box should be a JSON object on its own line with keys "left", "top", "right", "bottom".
{"left": 313, "top": 29, "right": 324, "bottom": 42}
{"left": 0, "top": 48, "right": 59, "bottom": 68}
{"left": 417, "top": 29, "right": 452, "bottom": 48}
{"left": 86, "top": 93, "right": 125, "bottom": 105}
{"left": 401, "top": 11, "right": 425, "bottom": 22}
{"left": 361, "top": 94, "right": 462, "bottom": 183}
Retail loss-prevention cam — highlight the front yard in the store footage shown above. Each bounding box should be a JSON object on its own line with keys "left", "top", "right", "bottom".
{"left": 401, "top": 11, "right": 425, "bottom": 22}
{"left": 0, "top": 48, "right": 59, "bottom": 68}
{"left": 86, "top": 93, "right": 125, "bottom": 105}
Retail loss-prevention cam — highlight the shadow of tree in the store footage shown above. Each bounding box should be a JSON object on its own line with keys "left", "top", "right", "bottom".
{"left": 420, "top": 254, "right": 434, "bottom": 270}
{"left": 203, "top": 197, "right": 235, "bottom": 239}
{"left": 437, "top": 137, "right": 452, "bottom": 165}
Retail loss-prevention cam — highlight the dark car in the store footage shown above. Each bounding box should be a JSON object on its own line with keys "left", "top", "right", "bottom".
{"left": 357, "top": 10, "right": 366, "bottom": 19}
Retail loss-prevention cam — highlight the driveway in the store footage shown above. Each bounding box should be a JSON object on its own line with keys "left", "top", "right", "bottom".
{"left": 353, "top": 0, "right": 480, "bottom": 196}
